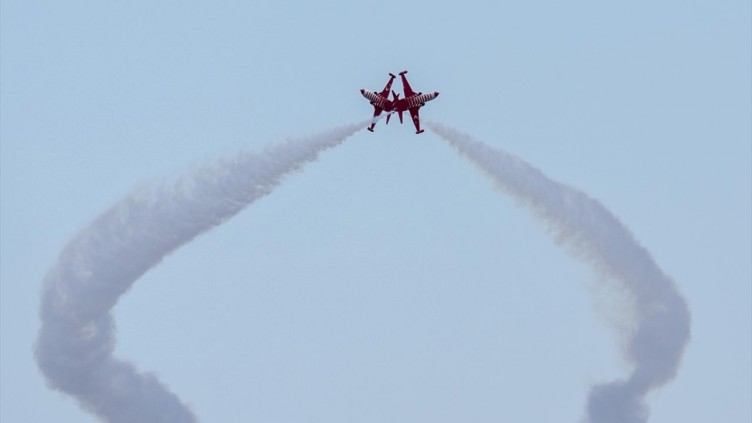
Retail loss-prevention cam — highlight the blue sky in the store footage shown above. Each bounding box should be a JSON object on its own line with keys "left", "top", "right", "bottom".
{"left": 1, "top": 1, "right": 750, "bottom": 422}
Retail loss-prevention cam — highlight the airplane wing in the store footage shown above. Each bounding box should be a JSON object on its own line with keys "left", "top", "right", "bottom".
{"left": 378, "top": 73, "right": 396, "bottom": 98}
{"left": 367, "top": 106, "right": 384, "bottom": 132}
{"left": 408, "top": 107, "right": 424, "bottom": 134}
{"left": 399, "top": 71, "right": 417, "bottom": 98}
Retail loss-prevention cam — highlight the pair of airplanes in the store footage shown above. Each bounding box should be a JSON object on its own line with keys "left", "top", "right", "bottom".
{"left": 360, "top": 71, "right": 439, "bottom": 134}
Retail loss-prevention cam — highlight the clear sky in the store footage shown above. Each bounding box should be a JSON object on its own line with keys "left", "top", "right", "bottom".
{"left": 1, "top": 1, "right": 750, "bottom": 422}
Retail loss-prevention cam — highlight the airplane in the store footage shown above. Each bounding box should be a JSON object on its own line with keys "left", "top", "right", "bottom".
{"left": 360, "top": 73, "right": 397, "bottom": 133}
{"left": 360, "top": 70, "right": 439, "bottom": 134}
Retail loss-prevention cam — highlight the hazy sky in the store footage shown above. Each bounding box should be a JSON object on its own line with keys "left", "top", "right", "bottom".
{"left": 1, "top": 1, "right": 750, "bottom": 422}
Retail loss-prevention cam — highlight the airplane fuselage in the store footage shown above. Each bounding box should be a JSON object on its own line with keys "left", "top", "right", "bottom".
{"left": 360, "top": 90, "right": 439, "bottom": 113}
{"left": 360, "top": 89, "right": 395, "bottom": 112}
{"left": 393, "top": 92, "right": 439, "bottom": 112}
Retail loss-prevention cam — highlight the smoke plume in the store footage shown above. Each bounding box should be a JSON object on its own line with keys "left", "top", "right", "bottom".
{"left": 427, "top": 122, "right": 690, "bottom": 423}
{"left": 35, "top": 123, "right": 363, "bottom": 422}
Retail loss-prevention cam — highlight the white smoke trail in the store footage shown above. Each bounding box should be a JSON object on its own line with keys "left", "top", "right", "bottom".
{"left": 427, "top": 122, "right": 691, "bottom": 423}
{"left": 35, "top": 123, "right": 364, "bottom": 422}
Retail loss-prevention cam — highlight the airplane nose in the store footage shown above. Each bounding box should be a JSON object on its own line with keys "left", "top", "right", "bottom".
{"left": 434, "top": 91, "right": 440, "bottom": 97}
{"left": 360, "top": 89, "right": 365, "bottom": 94}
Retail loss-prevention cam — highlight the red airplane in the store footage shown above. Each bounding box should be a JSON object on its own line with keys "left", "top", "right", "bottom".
{"left": 360, "top": 71, "right": 439, "bottom": 134}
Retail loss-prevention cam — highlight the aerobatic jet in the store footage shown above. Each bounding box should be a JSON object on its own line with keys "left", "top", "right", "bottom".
{"left": 360, "top": 72, "right": 396, "bottom": 133}
{"left": 360, "top": 70, "right": 439, "bottom": 134}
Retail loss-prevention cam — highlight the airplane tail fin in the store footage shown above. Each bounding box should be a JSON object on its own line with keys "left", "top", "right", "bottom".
{"left": 399, "top": 70, "right": 408, "bottom": 75}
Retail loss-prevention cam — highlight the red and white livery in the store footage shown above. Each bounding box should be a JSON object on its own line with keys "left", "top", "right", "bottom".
{"left": 360, "top": 70, "right": 439, "bottom": 134}
{"left": 360, "top": 72, "right": 396, "bottom": 132}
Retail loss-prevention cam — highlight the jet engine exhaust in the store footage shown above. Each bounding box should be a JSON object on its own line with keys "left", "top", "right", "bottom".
{"left": 34, "top": 123, "right": 364, "bottom": 422}
{"left": 427, "top": 122, "right": 691, "bottom": 423}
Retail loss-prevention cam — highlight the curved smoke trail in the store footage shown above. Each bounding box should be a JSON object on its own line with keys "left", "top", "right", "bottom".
{"left": 427, "top": 122, "right": 690, "bottom": 423}
{"left": 35, "top": 123, "right": 364, "bottom": 422}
